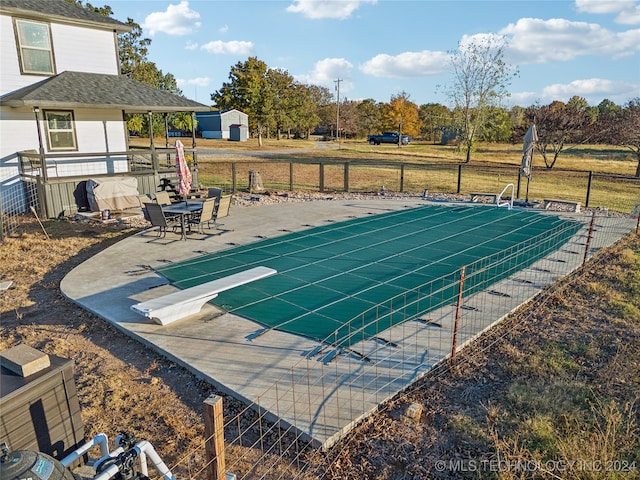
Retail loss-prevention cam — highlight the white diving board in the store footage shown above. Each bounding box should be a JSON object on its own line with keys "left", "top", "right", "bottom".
{"left": 131, "top": 266, "right": 277, "bottom": 326}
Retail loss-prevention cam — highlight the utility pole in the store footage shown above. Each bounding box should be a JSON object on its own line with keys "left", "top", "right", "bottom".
{"left": 334, "top": 78, "right": 342, "bottom": 147}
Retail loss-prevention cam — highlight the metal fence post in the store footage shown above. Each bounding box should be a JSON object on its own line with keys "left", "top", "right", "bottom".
{"left": 450, "top": 266, "right": 466, "bottom": 367}
{"left": 204, "top": 395, "right": 225, "bottom": 480}
{"left": 583, "top": 211, "right": 596, "bottom": 266}
{"left": 457, "top": 164, "right": 462, "bottom": 194}
{"left": 400, "top": 164, "right": 405, "bottom": 192}
{"left": 585, "top": 171, "right": 593, "bottom": 208}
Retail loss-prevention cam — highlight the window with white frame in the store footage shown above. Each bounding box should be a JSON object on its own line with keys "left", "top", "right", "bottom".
{"left": 44, "top": 111, "right": 77, "bottom": 151}
{"left": 15, "top": 19, "right": 55, "bottom": 75}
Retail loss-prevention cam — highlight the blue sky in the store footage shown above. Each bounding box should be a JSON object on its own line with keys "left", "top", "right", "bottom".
{"left": 109, "top": 0, "right": 640, "bottom": 108}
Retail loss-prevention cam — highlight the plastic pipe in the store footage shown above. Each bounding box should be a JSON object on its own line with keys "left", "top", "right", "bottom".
{"left": 134, "top": 441, "right": 175, "bottom": 480}
{"left": 60, "top": 433, "right": 109, "bottom": 467}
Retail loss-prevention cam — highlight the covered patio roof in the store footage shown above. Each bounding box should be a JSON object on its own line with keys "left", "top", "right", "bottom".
{"left": 0, "top": 71, "right": 210, "bottom": 113}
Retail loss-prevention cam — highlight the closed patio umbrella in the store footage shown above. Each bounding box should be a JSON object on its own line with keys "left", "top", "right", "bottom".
{"left": 520, "top": 124, "right": 537, "bottom": 202}
{"left": 175, "top": 139, "right": 192, "bottom": 203}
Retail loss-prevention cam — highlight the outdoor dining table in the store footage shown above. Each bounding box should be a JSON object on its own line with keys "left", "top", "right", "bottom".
{"left": 162, "top": 202, "right": 203, "bottom": 240}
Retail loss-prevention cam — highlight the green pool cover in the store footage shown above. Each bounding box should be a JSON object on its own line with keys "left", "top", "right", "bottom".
{"left": 156, "top": 205, "right": 582, "bottom": 347}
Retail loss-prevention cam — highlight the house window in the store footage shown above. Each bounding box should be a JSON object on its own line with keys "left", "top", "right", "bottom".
{"left": 45, "top": 111, "right": 77, "bottom": 151}
{"left": 15, "top": 19, "right": 55, "bottom": 75}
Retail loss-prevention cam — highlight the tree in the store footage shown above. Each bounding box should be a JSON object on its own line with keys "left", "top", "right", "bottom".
{"left": 446, "top": 36, "right": 517, "bottom": 162}
{"left": 526, "top": 99, "right": 594, "bottom": 169}
{"left": 356, "top": 99, "right": 383, "bottom": 137}
{"left": 267, "top": 68, "right": 296, "bottom": 139}
{"left": 478, "top": 106, "right": 513, "bottom": 142}
{"left": 609, "top": 98, "right": 640, "bottom": 177}
{"left": 384, "top": 92, "right": 420, "bottom": 140}
{"left": 172, "top": 112, "right": 196, "bottom": 134}
{"left": 212, "top": 57, "right": 275, "bottom": 146}
{"left": 418, "top": 103, "right": 451, "bottom": 143}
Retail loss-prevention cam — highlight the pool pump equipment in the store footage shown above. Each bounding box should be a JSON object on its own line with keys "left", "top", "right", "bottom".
{"left": 0, "top": 432, "right": 174, "bottom": 480}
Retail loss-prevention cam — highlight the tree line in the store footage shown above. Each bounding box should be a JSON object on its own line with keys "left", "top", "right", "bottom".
{"left": 211, "top": 56, "right": 639, "bottom": 176}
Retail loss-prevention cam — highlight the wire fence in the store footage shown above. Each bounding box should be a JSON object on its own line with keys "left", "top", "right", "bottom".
{"left": 155, "top": 193, "right": 638, "bottom": 480}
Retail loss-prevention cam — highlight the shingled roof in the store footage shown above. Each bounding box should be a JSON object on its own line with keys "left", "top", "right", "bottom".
{"left": 0, "top": 71, "right": 210, "bottom": 112}
{"left": 0, "top": 0, "right": 130, "bottom": 32}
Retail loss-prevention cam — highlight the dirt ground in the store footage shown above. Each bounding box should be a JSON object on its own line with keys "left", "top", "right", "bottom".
{"left": 1, "top": 203, "right": 639, "bottom": 480}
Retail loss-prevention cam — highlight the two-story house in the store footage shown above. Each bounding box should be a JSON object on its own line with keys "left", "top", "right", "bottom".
{"left": 0, "top": 0, "right": 208, "bottom": 225}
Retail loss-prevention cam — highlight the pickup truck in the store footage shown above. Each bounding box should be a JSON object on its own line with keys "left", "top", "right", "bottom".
{"left": 367, "top": 131, "right": 410, "bottom": 145}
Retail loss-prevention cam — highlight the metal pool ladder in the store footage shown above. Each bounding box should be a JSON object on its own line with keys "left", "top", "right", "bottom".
{"left": 497, "top": 183, "right": 514, "bottom": 210}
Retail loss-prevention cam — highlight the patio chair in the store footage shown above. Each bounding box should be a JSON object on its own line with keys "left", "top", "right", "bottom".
{"left": 211, "top": 194, "right": 232, "bottom": 229}
{"left": 154, "top": 190, "right": 172, "bottom": 206}
{"left": 187, "top": 197, "right": 216, "bottom": 234}
{"left": 144, "top": 202, "right": 180, "bottom": 238}
{"left": 207, "top": 188, "right": 223, "bottom": 206}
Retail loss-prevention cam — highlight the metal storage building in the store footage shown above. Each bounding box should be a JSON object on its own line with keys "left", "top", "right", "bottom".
{"left": 196, "top": 109, "right": 248, "bottom": 140}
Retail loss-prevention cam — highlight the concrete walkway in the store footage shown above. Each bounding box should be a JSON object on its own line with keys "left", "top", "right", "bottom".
{"left": 60, "top": 197, "right": 634, "bottom": 449}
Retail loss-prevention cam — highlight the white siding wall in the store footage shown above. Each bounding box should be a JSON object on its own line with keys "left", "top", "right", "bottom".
{"left": 52, "top": 23, "right": 119, "bottom": 74}
{"left": 0, "top": 108, "right": 39, "bottom": 180}
{"left": 1, "top": 107, "right": 128, "bottom": 181}
{"left": 0, "top": 15, "right": 40, "bottom": 95}
{"left": 0, "top": 13, "right": 119, "bottom": 95}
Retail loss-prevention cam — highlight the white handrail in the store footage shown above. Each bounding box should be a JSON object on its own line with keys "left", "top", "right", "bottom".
{"left": 497, "top": 183, "right": 514, "bottom": 210}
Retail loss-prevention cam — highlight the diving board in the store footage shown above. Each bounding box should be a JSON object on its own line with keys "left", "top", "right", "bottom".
{"left": 131, "top": 266, "right": 277, "bottom": 325}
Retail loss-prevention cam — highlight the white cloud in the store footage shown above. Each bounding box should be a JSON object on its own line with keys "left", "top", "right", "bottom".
{"left": 499, "top": 18, "right": 640, "bottom": 63}
{"left": 295, "top": 58, "right": 354, "bottom": 91}
{"left": 286, "top": 0, "right": 377, "bottom": 20}
{"left": 142, "top": 1, "right": 201, "bottom": 36}
{"left": 177, "top": 77, "right": 210, "bottom": 88}
{"left": 360, "top": 50, "right": 450, "bottom": 78}
{"left": 219, "top": 24, "right": 229, "bottom": 34}
{"left": 513, "top": 78, "right": 640, "bottom": 105}
{"left": 200, "top": 40, "right": 254, "bottom": 55}
{"left": 185, "top": 41, "right": 198, "bottom": 51}
{"left": 575, "top": 0, "right": 640, "bottom": 25}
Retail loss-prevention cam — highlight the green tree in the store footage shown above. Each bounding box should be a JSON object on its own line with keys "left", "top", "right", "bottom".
{"left": 356, "top": 99, "right": 383, "bottom": 137}
{"left": 172, "top": 112, "right": 197, "bottom": 134}
{"left": 418, "top": 103, "right": 451, "bottom": 143}
{"left": 267, "top": 68, "right": 296, "bottom": 139}
{"left": 446, "top": 36, "right": 517, "bottom": 162}
{"left": 479, "top": 106, "right": 513, "bottom": 142}
{"left": 213, "top": 57, "right": 275, "bottom": 146}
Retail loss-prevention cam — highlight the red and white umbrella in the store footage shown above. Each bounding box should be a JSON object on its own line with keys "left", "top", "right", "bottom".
{"left": 175, "top": 139, "right": 192, "bottom": 201}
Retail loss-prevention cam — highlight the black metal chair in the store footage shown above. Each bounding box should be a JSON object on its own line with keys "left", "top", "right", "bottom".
{"left": 144, "top": 202, "right": 180, "bottom": 238}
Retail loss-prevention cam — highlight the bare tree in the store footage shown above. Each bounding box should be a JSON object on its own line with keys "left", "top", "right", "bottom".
{"left": 610, "top": 98, "right": 640, "bottom": 177}
{"left": 526, "top": 98, "right": 594, "bottom": 169}
{"left": 446, "top": 36, "right": 517, "bottom": 162}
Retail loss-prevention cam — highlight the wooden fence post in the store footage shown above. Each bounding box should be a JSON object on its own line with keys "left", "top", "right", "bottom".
{"left": 204, "top": 395, "right": 225, "bottom": 480}
{"left": 344, "top": 162, "right": 349, "bottom": 192}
